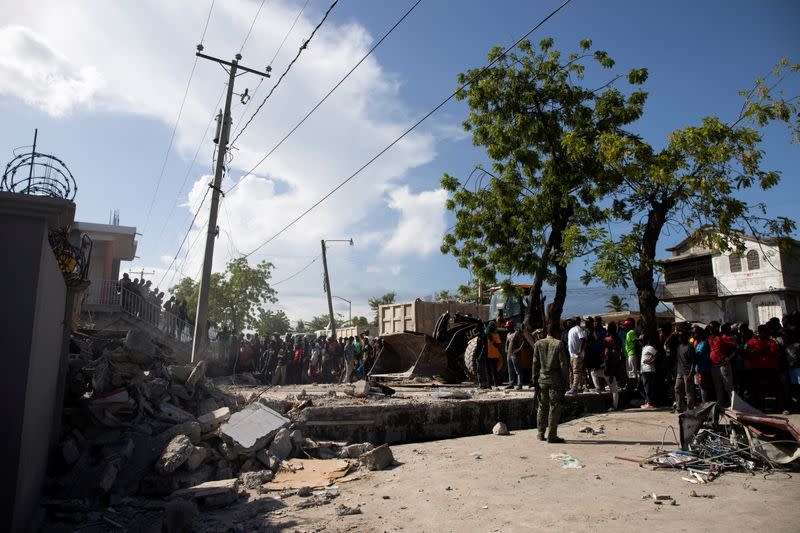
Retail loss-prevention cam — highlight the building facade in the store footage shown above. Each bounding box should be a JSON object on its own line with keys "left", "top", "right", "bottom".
{"left": 659, "top": 227, "right": 800, "bottom": 326}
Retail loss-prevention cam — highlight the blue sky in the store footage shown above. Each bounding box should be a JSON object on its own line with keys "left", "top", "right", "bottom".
{"left": 2, "top": 0, "right": 798, "bottom": 323}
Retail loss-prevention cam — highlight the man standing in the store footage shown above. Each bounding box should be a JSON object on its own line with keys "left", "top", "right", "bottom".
{"left": 566, "top": 317, "right": 587, "bottom": 395}
{"left": 505, "top": 321, "right": 524, "bottom": 390}
{"left": 674, "top": 328, "right": 696, "bottom": 413}
{"left": 709, "top": 321, "right": 736, "bottom": 407}
{"left": 533, "top": 323, "right": 570, "bottom": 443}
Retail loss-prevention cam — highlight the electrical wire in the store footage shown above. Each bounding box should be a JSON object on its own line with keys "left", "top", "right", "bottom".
{"left": 142, "top": 0, "right": 217, "bottom": 234}
{"left": 226, "top": 0, "right": 423, "bottom": 196}
{"left": 239, "top": 0, "right": 269, "bottom": 54}
{"left": 230, "top": 0, "right": 340, "bottom": 147}
{"left": 241, "top": 0, "right": 573, "bottom": 258}
{"left": 229, "top": 0, "right": 312, "bottom": 142}
{"left": 158, "top": 186, "right": 211, "bottom": 287}
{"left": 158, "top": 84, "right": 227, "bottom": 240}
{"left": 271, "top": 254, "right": 321, "bottom": 286}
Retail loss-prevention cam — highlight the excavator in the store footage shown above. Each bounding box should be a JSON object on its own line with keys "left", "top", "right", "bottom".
{"left": 369, "top": 285, "right": 536, "bottom": 384}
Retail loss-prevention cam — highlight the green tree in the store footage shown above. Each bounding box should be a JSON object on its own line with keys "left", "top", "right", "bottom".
{"left": 351, "top": 316, "right": 370, "bottom": 328}
{"left": 587, "top": 61, "right": 797, "bottom": 344}
{"left": 441, "top": 37, "right": 648, "bottom": 334}
{"left": 305, "top": 315, "right": 338, "bottom": 332}
{"left": 295, "top": 319, "right": 306, "bottom": 332}
{"left": 169, "top": 257, "right": 277, "bottom": 333}
{"left": 434, "top": 290, "right": 454, "bottom": 302}
{"left": 605, "top": 294, "right": 630, "bottom": 312}
{"left": 254, "top": 309, "right": 290, "bottom": 337}
{"left": 368, "top": 292, "right": 396, "bottom": 326}
{"left": 456, "top": 279, "right": 494, "bottom": 305}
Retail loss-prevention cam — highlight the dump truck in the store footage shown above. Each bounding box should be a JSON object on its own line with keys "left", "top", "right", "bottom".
{"left": 370, "top": 287, "right": 537, "bottom": 384}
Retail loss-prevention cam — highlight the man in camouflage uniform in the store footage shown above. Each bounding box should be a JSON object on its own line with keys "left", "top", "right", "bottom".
{"left": 533, "top": 323, "right": 570, "bottom": 443}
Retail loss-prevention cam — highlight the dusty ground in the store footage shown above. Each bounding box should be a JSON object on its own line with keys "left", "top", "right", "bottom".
{"left": 210, "top": 409, "right": 800, "bottom": 533}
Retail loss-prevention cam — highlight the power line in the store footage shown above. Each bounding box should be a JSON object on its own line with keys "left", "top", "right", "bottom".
{"left": 158, "top": 186, "right": 211, "bottom": 288}
{"left": 241, "top": 0, "right": 573, "bottom": 258}
{"left": 239, "top": 0, "right": 269, "bottom": 54}
{"left": 230, "top": 0, "right": 340, "bottom": 147}
{"left": 226, "top": 0, "right": 423, "bottom": 196}
{"left": 141, "top": 0, "right": 217, "bottom": 234}
{"left": 230, "top": 0, "right": 312, "bottom": 142}
{"left": 158, "top": 84, "right": 227, "bottom": 240}
{"left": 272, "top": 254, "right": 321, "bottom": 286}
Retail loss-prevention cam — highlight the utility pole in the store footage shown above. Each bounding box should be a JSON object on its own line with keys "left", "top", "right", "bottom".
{"left": 191, "top": 47, "right": 270, "bottom": 362}
{"left": 129, "top": 268, "right": 156, "bottom": 281}
{"left": 321, "top": 240, "right": 336, "bottom": 340}
{"left": 320, "top": 238, "right": 353, "bottom": 340}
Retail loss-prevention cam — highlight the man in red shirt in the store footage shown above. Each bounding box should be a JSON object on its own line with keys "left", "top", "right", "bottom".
{"left": 744, "top": 325, "right": 784, "bottom": 411}
{"left": 708, "top": 321, "right": 736, "bottom": 407}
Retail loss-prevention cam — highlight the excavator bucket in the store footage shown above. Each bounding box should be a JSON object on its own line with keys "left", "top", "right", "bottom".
{"left": 369, "top": 332, "right": 468, "bottom": 383}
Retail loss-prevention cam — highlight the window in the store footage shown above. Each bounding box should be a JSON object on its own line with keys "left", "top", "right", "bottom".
{"left": 729, "top": 254, "right": 742, "bottom": 273}
{"left": 746, "top": 250, "right": 760, "bottom": 270}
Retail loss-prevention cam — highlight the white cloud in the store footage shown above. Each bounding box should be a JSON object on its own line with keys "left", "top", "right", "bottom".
{"left": 382, "top": 186, "right": 448, "bottom": 256}
{"left": 0, "top": 25, "right": 105, "bottom": 116}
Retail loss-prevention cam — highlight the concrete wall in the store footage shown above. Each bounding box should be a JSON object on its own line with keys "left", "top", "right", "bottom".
{"left": 0, "top": 193, "right": 72, "bottom": 531}
{"left": 712, "top": 243, "right": 785, "bottom": 294}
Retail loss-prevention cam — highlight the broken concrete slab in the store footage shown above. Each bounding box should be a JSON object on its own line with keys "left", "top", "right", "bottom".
{"left": 290, "top": 429, "right": 304, "bottom": 446}
{"left": 359, "top": 443, "right": 394, "bottom": 471}
{"left": 198, "top": 407, "right": 231, "bottom": 433}
{"left": 170, "top": 479, "right": 239, "bottom": 508}
{"left": 265, "top": 459, "right": 351, "bottom": 490}
{"left": 220, "top": 403, "right": 289, "bottom": 454}
{"left": 167, "top": 365, "right": 193, "bottom": 384}
{"left": 157, "top": 435, "right": 196, "bottom": 475}
{"left": 269, "top": 428, "right": 293, "bottom": 461}
{"left": 184, "top": 446, "right": 209, "bottom": 471}
{"left": 240, "top": 470, "right": 274, "bottom": 490}
{"left": 340, "top": 443, "right": 375, "bottom": 459}
{"left": 255, "top": 449, "right": 281, "bottom": 472}
{"left": 156, "top": 403, "right": 195, "bottom": 425}
{"left": 172, "top": 465, "right": 214, "bottom": 489}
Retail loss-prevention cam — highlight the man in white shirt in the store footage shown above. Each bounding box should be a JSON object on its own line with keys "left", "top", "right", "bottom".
{"left": 566, "top": 316, "right": 588, "bottom": 394}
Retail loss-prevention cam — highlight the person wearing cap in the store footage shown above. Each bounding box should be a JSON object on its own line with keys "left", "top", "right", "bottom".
{"left": 566, "top": 316, "right": 588, "bottom": 395}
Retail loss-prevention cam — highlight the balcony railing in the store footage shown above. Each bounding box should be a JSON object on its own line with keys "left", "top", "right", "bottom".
{"left": 84, "top": 280, "right": 193, "bottom": 342}
{"left": 656, "top": 276, "right": 719, "bottom": 300}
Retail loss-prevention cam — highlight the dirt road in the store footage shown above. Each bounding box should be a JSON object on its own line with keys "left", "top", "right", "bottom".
{"left": 218, "top": 409, "right": 800, "bottom": 532}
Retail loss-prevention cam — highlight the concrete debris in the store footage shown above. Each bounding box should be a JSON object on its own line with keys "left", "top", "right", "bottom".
{"left": 269, "top": 428, "right": 293, "bottom": 461}
{"left": 492, "top": 422, "right": 510, "bottom": 436}
{"left": 157, "top": 435, "right": 195, "bottom": 475}
{"left": 297, "top": 486, "right": 313, "bottom": 497}
{"left": 156, "top": 403, "right": 196, "bottom": 424}
{"left": 295, "top": 491, "right": 339, "bottom": 509}
{"left": 352, "top": 380, "right": 370, "bottom": 398}
{"left": 688, "top": 490, "right": 715, "bottom": 498}
{"left": 340, "top": 443, "right": 375, "bottom": 459}
{"left": 170, "top": 478, "right": 239, "bottom": 508}
{"left": 197, "top": 406, "right": 231, "bottom": 433}
{"left": 359, "top": 443, "right": 394, "bottom": 471}
{"left": 123, "top": 329, "right": 156, "bottom": 364}
{"left": 240, "top": 470, "right": 275, "bottom": 490}
{"left": 255, "top": 449, "right": 281, "bottom": 472}
{"left": 335, "top": 504, "right": 362, "bottom": 516}
{"left": 186, "top": 360, "right": 206, "bottom": 390}
{"left": 220, "top": 403, "right": 289, "bottom": 453}
{"left": 579, "top": 425, "right": 605, "bottom": 435}
{"left": 184, "top": 445, "right": 209, "bottom": 471}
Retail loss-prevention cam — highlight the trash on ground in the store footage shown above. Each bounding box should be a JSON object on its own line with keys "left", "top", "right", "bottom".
{"left": 550, "top": 453, "right": 585, "bottom": 469}
{"left": 335, "top": 504, "right": 362, "bottom": 516}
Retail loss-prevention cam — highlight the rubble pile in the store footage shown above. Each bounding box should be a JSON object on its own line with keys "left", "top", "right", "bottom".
{"left": 637, "top": 394, "right": 800, "bottom": 481}
{"left": 45, "top": 329, "right": 394, "bottom": 529}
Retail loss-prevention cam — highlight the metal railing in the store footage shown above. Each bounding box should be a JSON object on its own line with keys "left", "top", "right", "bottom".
{"left": 656, "top": 276, "right": 719, "bottom": 300}
{"left": 84, "top": 280, "right": 193, "bottom": 342}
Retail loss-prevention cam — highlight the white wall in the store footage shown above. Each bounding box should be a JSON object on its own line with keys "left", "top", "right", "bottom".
{"left": 712, "top": 242, "right": 785, "bottom": 295}
{"left": 674, "top": 300, "right": 724, "bottom": 324}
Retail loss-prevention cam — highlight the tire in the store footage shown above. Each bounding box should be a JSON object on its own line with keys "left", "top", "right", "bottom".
{"left": 462, "top": 336, "right": 479, "bottom": 381}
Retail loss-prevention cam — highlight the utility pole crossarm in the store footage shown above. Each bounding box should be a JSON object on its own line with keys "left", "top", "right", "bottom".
{"left": 190, "top": 50, "right": 270, "bottom": 363}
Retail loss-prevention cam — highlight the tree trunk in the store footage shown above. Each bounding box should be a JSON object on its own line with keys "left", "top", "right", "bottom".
{"left": 632, "top": 202, "right": 670, "bottom": 346}
{"left": 548, "top": 260, "right": 568, "bottom": 325}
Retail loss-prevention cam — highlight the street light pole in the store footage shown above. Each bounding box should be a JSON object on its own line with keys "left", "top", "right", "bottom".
{"left": 333, "top": 295, "right": 351, "bottom": 326}
{"left": 320, "top": 238, "right": 353, "bottom": 339}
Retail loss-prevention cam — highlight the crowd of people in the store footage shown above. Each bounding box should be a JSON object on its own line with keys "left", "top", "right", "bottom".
{"left": 214, "top": 330, "right": 383, "bottom": 386}
{"left": 117, "top": 273, "right": 191, "bottom": 339}
{"left": 556, "top": 311, "right": 800, "bottom": 414}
